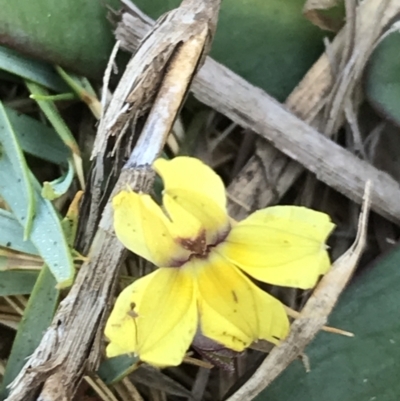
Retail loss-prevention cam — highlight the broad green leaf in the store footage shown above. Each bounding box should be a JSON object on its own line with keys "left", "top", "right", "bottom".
{"left": 133, "top": 0, "right": 326, "bottom": 101}
{"left": 0, "top": 45, "right": 68, "bottom": 92}
{"left": 0, "top": 209, "right": 38, "bottom": 255}
{"left": 256, "top": 244, "right": 400, "bottom": 401}
{"left": 0, "top": 102, "right": 75, "bottom": 286}
{"left": 97, "top": 355, "right": 140, "bottom": 385}
{"left": 4, "top": 106, "right": 70, "bottom": 165}
{"left": 365, "top": 31, "right": 400, "bottom": 127}
{"left": 42, "top": 158, "right": 75, "bottom": 200}
{"left": 0, "top": 101, "right": 35, "bottom": 238}
{"left": 0, "top": 270, "right": 39, "bottom": 296}
{"left": 0, "top": 266, "right": 59, "bottom": 399}
{"left": 0, "top": 0, "right": 119, "bottom": 80}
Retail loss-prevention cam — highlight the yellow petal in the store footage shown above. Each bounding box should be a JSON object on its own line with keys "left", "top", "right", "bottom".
{"left": 105, "top": 268, "right": 198, "bottom": 367}
{"left": 193, "top": 251, "right": 289, "bottom": 351}
{"left": 112, "top": 190, "right": 191, "bottom": 267}
{"left": 220, "top": 206, "right": 335, "bottom": 289}
{"left": 154, "top": 157, "right": 230, "bottom": 243}
{"left": 105, "top": 273, "right": 154, "bottom": 358}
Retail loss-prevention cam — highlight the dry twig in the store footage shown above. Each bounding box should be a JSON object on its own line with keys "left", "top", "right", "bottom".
{"left": 5, "top": 1, "right": 222, "bottom": 400}
{"left": 116, "top": 0, "right": 400, "bottom": 223}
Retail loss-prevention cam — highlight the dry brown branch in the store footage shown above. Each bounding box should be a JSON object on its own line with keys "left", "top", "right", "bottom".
{"left": 116, "top": 0, "right": 400, "bottom": 224}
{"left": 5, "top": 1, "right": 222, "bottom": 400}
{"left": 225, "top": 183, "right": 371, "bottom": 400}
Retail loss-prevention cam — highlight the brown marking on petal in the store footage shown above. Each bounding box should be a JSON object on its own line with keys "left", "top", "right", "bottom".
{"left": 127, "top": 302, "right": 139, "bottom": 318}
{"left": 177, "top": 229, "right": 207, "bottom": 256}
{"left": 231, "top": 290, "right": 238, "bottom": 303}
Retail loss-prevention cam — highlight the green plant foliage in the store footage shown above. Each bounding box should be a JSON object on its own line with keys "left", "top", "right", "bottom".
{"left": 0, "top": 0, "right": 120, "bottom": 80}
{"left": 0, "top": 0, "right": 325, "bottom": 101}
{"left": 0, "top": 266, "right": 59, "bottom": 399}
{"left": 256, "top": 244, "right": 400, "bottom": 401}
{"left": 0, "top": 270, "right": 39, "bottom": 296}
{"left": 365, "top": 31, "right": 400, "bottom": 127}
{"left": 0, "top": 101, "right": 75, "bottom": 286}
{"left": 42, "top": 158, "right": 75, "bottom": 200}
{"left": 97, "top": 355, "right": 140, "bottom": 385}
{"left": 133, "top": 0, "right": 326, "bottom": 101}
{"left": 0, "top": 45, "right": 67, "bottom": 92}
{"left": 4, "top": 107, "right": 70, "bottom": 165}
{"left": 0, "top": 209, "right": 38, "bottom": 255}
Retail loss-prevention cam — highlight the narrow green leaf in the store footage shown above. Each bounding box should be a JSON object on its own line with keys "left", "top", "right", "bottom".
{"left": 0, "top": 266, "right": 59, "bottom": 399}
{"left": 0, "top": 106, "right": 75, "bottom": 286}
{"left": 26, "top": 81, "right": 85, "bottom": 188}
{"left": 0, "top": 209, "right": 38, "bottom": 255}
{"left": 0, "top": 270, "right": 39, "bottom": 296}
{"left": 4, "top": 106, "right": 70, "bottom": 165}
{"left": 257, "top": 244, "right": 400, "bottom": 401}
{"left": 42, "top": 158, "right": 75, "bottom": 200}
{"left": 25, "top": 81, "right": 80, "bottom": 155}
{"left": 30, "top": 92, "right": 76, "bottom": 101}
{"left": 0, "top": 45, "right": 68, "bottom": 92}
{"left": 0, "top": 101, "right": 35, "bottom": 238}
{"left": 97, "top": 355, "right": 140, "bottom": 385}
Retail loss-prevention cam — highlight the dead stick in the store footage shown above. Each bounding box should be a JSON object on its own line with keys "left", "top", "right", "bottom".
{"left": 117, "top": 1, "right": 400, "bottom": 225}
{"left": 5, "top": 1, "right": 221, "bottom": 400}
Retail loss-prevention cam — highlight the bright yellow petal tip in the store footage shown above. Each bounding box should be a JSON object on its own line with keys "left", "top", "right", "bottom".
{"left": 154, "top": 157, "right": 230, "bottom": 243}
{"left": 220, "top": 206, "right": 335, "bottom": 289}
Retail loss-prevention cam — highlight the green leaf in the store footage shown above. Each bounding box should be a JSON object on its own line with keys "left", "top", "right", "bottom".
{"left": 0, "top": 101, "right": 35, "bottom": 238}
{"left": 0, "top": 270, "right": 39, "bottom": 296}
{"left": 25, "top": 81, "right": 80, "bottom": 155}
{"left": 0, "top": 266, "right": 59, "bottom": 399}
{"left": 26, "top": 81, "right": 85, "bottom": 188}
{"left": 0, "top": 45, "right": 68, "bottom": 92}
{"left": 0, "top": 101, "right": 75, "bottom": 287}
{"left": 133, "top": 0, "right": 326, "bottom": 101}
{"left": 97, "top": 355, "right": 140, "bottom": 385}
{"left": 256, "top": 244, "right": 400, "bottom": 401}
{"left": 4, "top": 106, "right": 70, "bottom": 165}
{"left": 0, "top": 209, "right": 38, "bottom": 255}
{"left": 0, "top": 0, "right": 120, "bottom": 80}
{"left": 42, "top": 158, "right": 75, "bottom": 200}
{"left": 365, "top": 31, "right": 400, "bottom": 127}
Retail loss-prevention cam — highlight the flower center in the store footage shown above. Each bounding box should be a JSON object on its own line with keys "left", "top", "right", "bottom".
{"left": 178, "top": 230, "right": 208, "bottom": 258}
{"left": 176, "top": 225, "right": 231, "bottom": 264}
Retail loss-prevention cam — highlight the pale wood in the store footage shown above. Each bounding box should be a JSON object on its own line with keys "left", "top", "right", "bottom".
{"left": 5, "top": 1, "right": 221, "bottom": 400}
{"left": 117, "top": 0, "right": 400, "bottom": 225}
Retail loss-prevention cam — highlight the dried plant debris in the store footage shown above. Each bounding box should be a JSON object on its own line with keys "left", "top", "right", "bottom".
{"left": 1, "top": 1, "right": 400, "bottom": 401}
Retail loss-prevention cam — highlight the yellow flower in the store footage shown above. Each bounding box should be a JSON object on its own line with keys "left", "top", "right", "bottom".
{"left": 105, "top": 157, "right": 334, "bottom": 367}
